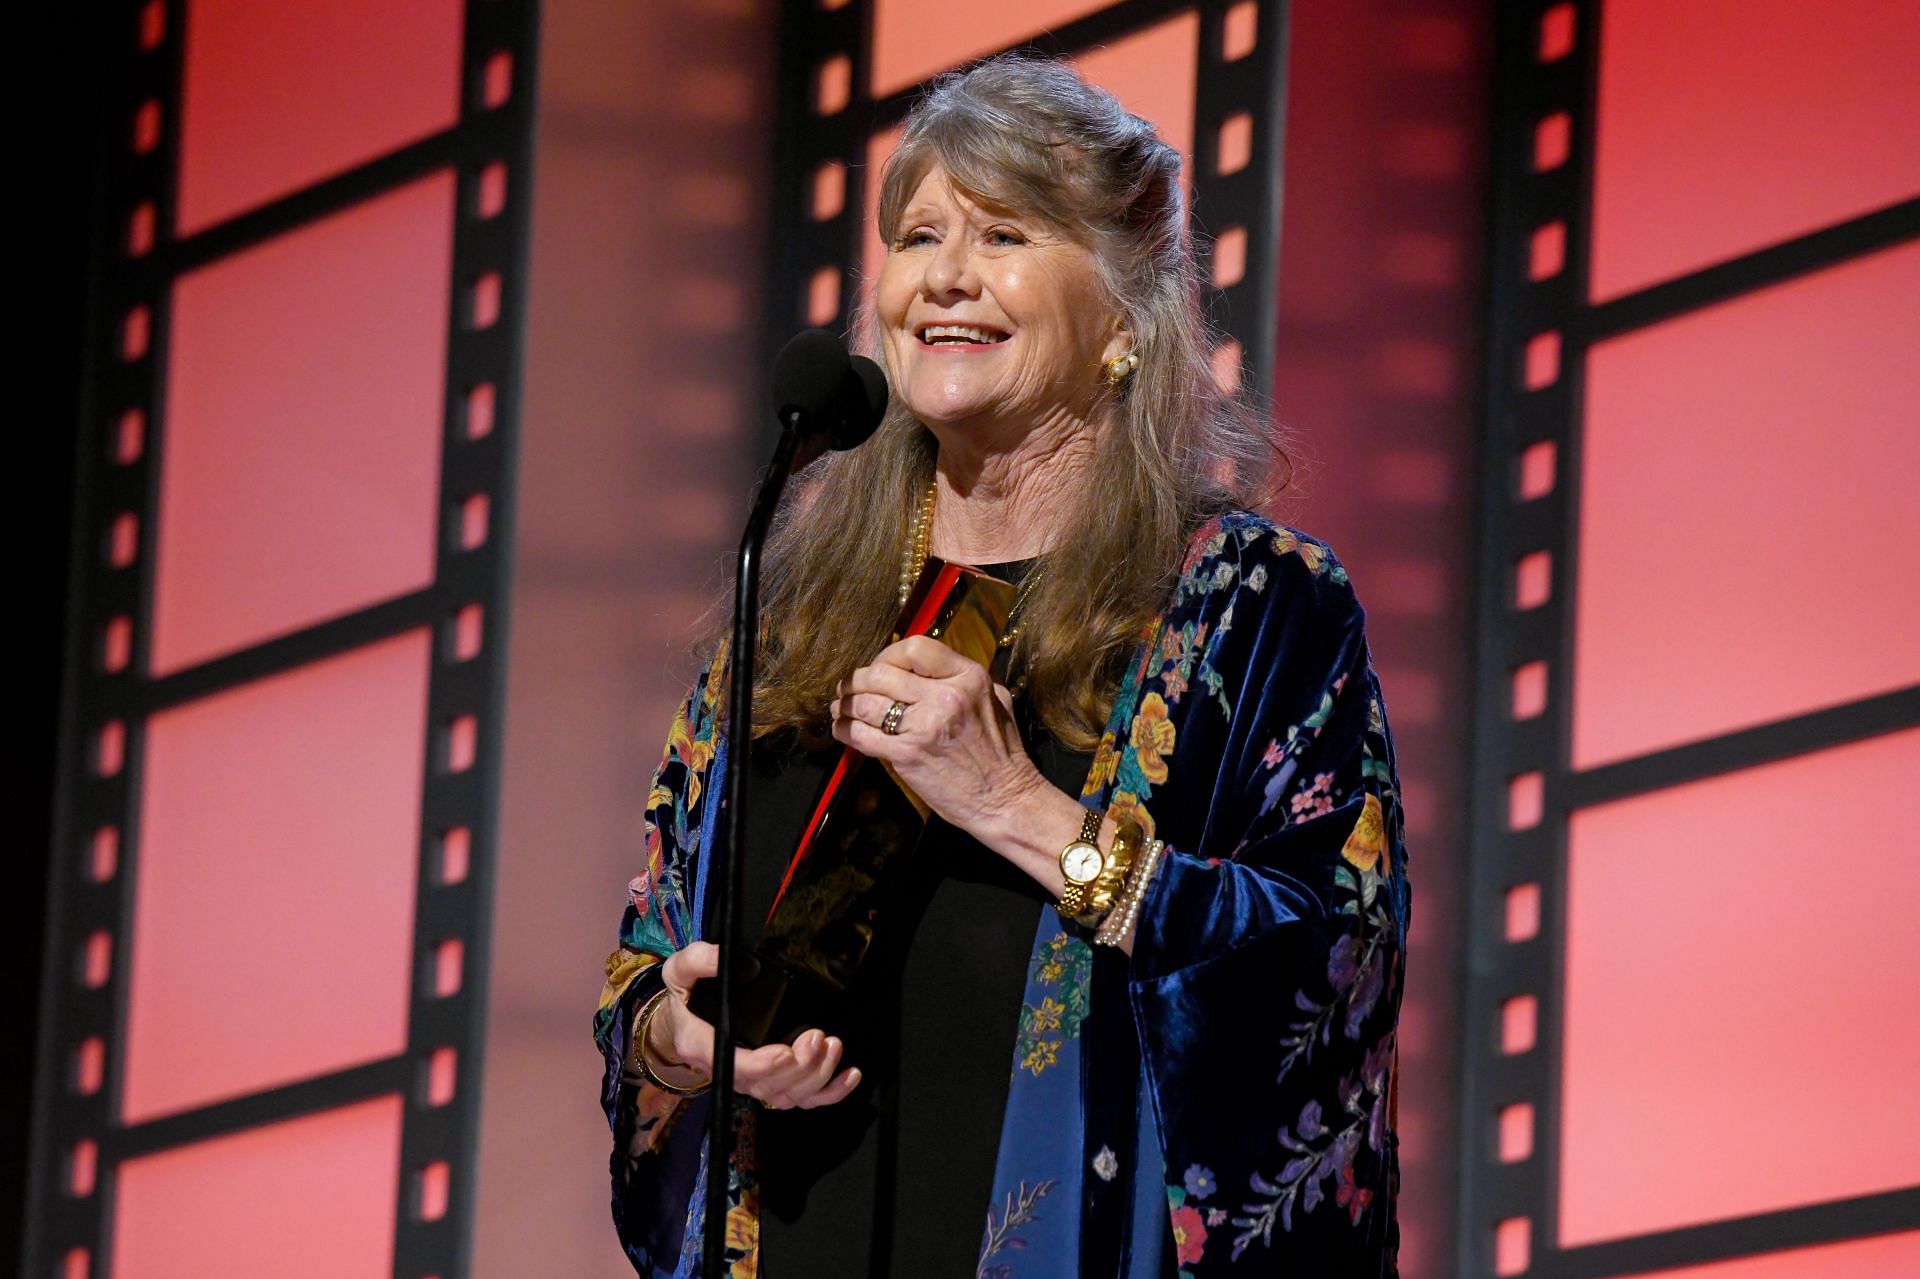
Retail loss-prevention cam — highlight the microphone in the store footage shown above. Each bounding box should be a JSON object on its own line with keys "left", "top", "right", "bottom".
{"left": 704, "top": 328, "right": 887, "bottom": 1273}
{"left": 770, "top": 328, "right": 888, "bottom": 465}
{"left": 840, "top": 355, "right": 887, "bottom": 449}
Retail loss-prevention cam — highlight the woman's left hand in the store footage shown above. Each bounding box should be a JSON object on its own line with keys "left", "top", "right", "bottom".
{"left": 830, "top": 635, "right": 1050, "bottom": 842}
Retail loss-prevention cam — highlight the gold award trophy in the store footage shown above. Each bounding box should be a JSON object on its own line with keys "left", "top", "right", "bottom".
{"left": 698, "top": 557, "right": 1016, "bottom": 1047}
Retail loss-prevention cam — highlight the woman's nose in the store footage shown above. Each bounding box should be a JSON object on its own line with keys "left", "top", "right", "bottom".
{"left": 923, "top": 236, "right": 977, "bottom": 297}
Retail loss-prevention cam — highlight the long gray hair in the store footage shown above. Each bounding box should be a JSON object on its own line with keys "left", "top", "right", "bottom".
{"left": 746, "top": 54, "right": 1287, "bottom": 749}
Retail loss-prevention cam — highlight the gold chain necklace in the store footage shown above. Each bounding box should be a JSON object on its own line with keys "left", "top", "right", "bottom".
{"left": 896, "top": 478, "right": 1045, "bottom": 649}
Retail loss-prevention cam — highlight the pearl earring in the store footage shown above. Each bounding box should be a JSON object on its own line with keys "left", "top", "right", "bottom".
{"left": 1103, "top": 351, "right": 1140, "bottom": 387}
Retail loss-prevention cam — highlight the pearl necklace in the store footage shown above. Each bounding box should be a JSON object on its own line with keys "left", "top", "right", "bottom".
{"left": 898, "top": 479, "right": 938, "bottom": 607}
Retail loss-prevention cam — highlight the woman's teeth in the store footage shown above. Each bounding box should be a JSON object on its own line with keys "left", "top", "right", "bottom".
{"left": 920, "top": 325, "right": 1007, "bottom": 345}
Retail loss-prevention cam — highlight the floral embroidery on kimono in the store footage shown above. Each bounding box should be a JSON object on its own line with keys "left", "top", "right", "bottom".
{"left": 593, "top": 511, "right": 1411, "bottom": 1278}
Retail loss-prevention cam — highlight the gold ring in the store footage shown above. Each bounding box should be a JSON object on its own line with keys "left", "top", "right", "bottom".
{"left": 881, "top": 700, "right": 908, "bottom": 735}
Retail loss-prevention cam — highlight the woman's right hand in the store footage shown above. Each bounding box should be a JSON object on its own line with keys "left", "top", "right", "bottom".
{"left": 647, "top": 941, "right": 863, "bottom": 1110}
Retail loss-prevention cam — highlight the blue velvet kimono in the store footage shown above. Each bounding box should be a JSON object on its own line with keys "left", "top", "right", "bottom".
{"left": 594, "top": 510, "right": 1411, "bottom": 1277}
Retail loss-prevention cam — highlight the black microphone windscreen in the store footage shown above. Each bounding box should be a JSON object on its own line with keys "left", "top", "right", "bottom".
{"left": 771, "top": 328, "right": 852, "bottom": 421}
{"left": 834, "top": 356, "right": 889, "bottom": 450}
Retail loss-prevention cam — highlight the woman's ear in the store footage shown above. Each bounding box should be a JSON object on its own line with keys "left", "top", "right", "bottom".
{"left": 1100, "top": 320, "right": 1134, "bottom": 367}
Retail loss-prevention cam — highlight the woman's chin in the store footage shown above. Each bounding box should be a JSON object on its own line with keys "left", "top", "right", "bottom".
{"left": 904, "top": 391, "right": 1011, "bottom": 434}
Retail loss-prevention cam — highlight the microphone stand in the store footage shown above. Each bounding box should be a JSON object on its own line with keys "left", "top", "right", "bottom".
{"left": 703, "top": 408, "right": 805, "bottom": 1278}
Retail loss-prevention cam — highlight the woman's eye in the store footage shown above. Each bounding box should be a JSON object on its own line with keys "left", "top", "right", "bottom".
{"left": 987, "top": 229, "right": 1024, "bottom": 246}
{"left": 897, "top": 230, "right": 936, "bottom": 248}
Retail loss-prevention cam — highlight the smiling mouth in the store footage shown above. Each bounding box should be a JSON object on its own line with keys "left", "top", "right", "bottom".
{"left": 916, "top": 323, "right": 1010, "bottom": 346}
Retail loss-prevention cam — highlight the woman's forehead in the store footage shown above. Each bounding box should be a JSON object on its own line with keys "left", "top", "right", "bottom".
{"left": 895, "top": 163, "right": 1047, "bottom": 227}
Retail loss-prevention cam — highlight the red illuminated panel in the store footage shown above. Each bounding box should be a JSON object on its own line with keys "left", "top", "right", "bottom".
{"left": 113, "top": 1095, "right": 403, "bottom": 1278}
{"left": 1560, "top": 728, "right": 1920, "bottom": 1244}
{"left": 860, "top": 15, "right": 1200, "bottom": 304}
{"left": 124, "top": 632, "right": 430, "bottom": 1122}
{"left": 1572, "top": 243, "right": 1920, "bottom": 770}
{"left": 1591, "top": 0, "right": 1920, "bottom": 301}
{"left": 1075, "top": 13, "right": 1199, "bottom": 164}
{"left": 154, "top": 171, "right": 454, "bottom": 675}
{"left": 177, "top": 0, "right": 464, "bottom": 233}
{"left": 871, "top": 0, "right": 1115, "bottom": 97}
{"left": 1613, "top": 1232, "right": 1920, "bottom": 1279}
{"left": 860, "top": 124, "right": 907, "bottom": 304}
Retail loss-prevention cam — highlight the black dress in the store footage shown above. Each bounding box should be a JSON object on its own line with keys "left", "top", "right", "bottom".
{"left": 742, "top": 561, "right": 1090, "bottom": 1277}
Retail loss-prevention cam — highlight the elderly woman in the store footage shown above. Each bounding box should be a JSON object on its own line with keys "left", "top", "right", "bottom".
{"left": 595, "top": 55, "right": 1409, "bottom": 1278}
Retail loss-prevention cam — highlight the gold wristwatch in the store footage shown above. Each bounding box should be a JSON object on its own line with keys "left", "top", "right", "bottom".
{"left": 1057, "top": 808, "right": 1105, "bottom": 917}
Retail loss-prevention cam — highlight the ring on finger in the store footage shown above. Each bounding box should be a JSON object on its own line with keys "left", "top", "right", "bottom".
{"left": 881, "top": 700, "right": 909, "bottom": 736}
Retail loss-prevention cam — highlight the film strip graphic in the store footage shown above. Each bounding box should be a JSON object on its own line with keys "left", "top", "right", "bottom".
{"left": 761, "top": 0, "right": 1293, "bottom": 431}
{"left": 1457, "top": 3, "right": 1920, "bottom": 1277}
{"left": 28, "top": 3, "right": 538, "bottom": 1277}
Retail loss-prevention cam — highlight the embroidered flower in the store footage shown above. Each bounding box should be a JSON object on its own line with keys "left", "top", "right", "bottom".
{"left": 1272, "top": 527, "right": 1343, "bottom": 578}
{"left": 1169, "top": 1202, "right": 1209, "bottom": 1265}
{"left": 627, "top": 872, "right": 652, "bottom": 919}
{"left": 1131, "top": 692, "right": 1177, "bottom": 786}
{"left": 1015, "top": 935, "right": 1091, "bottom": 1078}
{"left": 1085, "top": 730, "right": 1120, "bottom": 792}
{"left": 1340, "top": 792, "right": 1387, "bottom": 874}
{"left": 1020, "top": 1038, "right": 1060, "bottom": 1074}
{"left": 1345, "top": 947, "right": 1386, "bottom": 1039}
{"left": 1289, "top": 770, "right": 1336, "bottom": 821}
{"left": 724, "top": 1197, "right": 758, "bottom": 1252}
{"left": 1093, "top": 1146, "right": 1119, "bottom": 1182}
{"left": 1198, "top": 529, "right": 1228, "bottom": 565}
{"left": 1335, "top": 1155, "right": 1373, "bottom": 1225}
{"left": 1105, "top": 790, "right": 1156, "bottom": 840}
{"left": 1183, "top": 1164, "right": 1216, "bottom": 1201}
{"left": 1261, "top": 739, "right": 1289, "bottom": 769}
{"left": 1161, "top": 664, "right": 1190, "bottom": 702}
{"left": 1245, "top": 564, "right": 1268, "bottom": 593}
{"left": 1327, "top": 934, "right": 1361, "bottom": 991}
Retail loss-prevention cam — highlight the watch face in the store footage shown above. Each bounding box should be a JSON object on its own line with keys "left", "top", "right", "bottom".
{"left": 1062, "top": 843, "right": 1102, "bottom": 883}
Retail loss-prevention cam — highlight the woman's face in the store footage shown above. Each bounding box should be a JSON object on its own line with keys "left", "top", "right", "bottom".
{"left": 876, "top": 164, "right": 1127, "bottom": 444}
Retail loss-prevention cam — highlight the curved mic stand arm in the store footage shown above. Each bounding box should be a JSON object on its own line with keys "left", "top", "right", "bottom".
{"left": 703, "top": 406, "right": 804, "bottom": 1278}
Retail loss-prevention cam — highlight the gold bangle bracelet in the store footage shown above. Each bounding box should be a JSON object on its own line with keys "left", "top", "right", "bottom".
{"left": 624, "top": 988, "right": 711, "bottom": 1097}
{"left": 1081, "top": 817, "right": 1143, "bottom": 922}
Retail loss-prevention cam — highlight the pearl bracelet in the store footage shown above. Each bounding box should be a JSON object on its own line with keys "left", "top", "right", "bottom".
{"left": 1094, "top": 836, "right": 1166, "bottom": 948}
